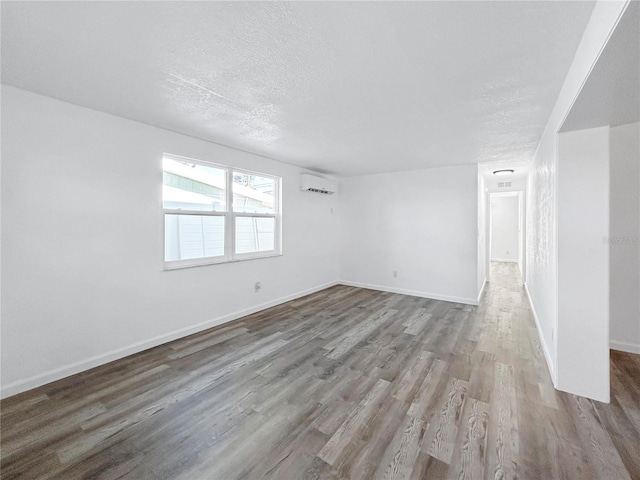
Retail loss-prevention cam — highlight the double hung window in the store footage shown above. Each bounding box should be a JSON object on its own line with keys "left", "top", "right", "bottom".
{"left": 163, "top": 154, "right": 281, "bottom": 269}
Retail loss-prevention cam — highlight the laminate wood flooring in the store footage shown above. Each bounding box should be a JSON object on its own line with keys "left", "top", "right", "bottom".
{"left": 2, "top": 262, "right": 639, "bottom": 479}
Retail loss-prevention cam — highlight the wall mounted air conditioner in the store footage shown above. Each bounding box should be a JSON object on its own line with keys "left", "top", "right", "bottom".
{"left": 300, "top": 174, "right": 335, "bottom": 194}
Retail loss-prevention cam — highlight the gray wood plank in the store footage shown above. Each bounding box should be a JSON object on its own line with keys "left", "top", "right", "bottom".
{"left": 2, "top": 264, "right": 639, "bottom": 480}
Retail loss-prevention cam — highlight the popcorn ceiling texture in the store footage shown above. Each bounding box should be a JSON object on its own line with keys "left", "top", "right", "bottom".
{"left": 1, "top": 1, "right": 595, "bottom": 176}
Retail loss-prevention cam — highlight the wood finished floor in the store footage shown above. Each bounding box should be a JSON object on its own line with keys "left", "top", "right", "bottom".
{"left": 1, "top": 262, "right": 639, "bottom": 479}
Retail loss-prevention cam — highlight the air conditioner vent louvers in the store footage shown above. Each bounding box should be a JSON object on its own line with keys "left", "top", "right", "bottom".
{"left": 300, "top": 174, "right": 335, "bottom": 194}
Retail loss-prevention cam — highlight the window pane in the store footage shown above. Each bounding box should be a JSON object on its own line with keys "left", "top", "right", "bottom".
{"left": 235, "top": 217, "right": 275, "bottom": 254}
{"left": 232, "top": 172, "right": 276, "bottom": 213}
{"left": 165, "top": 214, "right": 225, "bottom": 261}
{"left": 163, "top": 157, "right": 226, "bottom": 211}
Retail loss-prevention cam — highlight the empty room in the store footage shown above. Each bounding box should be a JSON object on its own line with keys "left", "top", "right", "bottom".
{"left": 1, "top": 1, "right": 639, "bottom": 479}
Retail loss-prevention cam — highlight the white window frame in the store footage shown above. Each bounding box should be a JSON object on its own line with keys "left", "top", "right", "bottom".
{"left": 163, "top": 153, "right": 282, "bottom": 270}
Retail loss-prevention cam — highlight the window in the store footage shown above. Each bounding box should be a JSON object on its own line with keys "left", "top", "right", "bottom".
{"left": 163, "top": 154, "right": 281, "bottom": 269}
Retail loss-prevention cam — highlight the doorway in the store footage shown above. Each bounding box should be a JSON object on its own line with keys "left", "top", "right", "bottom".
{"left": 488, "top": 191, "right": 525, "bottom": 285}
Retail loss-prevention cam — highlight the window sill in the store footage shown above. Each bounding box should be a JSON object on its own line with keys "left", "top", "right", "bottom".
{"left": 163, "top": 252, "right": 283, "bottom": 271}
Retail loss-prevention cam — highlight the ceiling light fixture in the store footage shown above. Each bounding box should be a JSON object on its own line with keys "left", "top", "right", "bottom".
{"left": 493, "top": 169, "right": 514, "bottom": 176}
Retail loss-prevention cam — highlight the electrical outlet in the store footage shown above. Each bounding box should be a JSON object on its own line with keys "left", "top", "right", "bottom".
{"left": 393, "top": 270, "right": 398, "bottom": 278}
{"left": 255, "top": 282, "right": 261, "bottom": 293}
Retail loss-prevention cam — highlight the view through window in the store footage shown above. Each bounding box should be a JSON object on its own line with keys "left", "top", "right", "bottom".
{"left": 163, "top": 155, "right": 281, "bottom": 268}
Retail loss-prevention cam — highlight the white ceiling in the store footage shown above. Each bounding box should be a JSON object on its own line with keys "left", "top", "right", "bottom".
{"left": 561, "top": 1, "right": 639, "bottom": 132}
{"left": 479, "top": 160, "right": 529, "bottom": 183}
{"left": 1, "top": 1, "right": 596, "bottom": 177}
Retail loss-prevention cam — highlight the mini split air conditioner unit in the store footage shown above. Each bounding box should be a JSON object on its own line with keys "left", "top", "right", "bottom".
{"left": 300, "top": 173, "right": 335, "bottom": 194}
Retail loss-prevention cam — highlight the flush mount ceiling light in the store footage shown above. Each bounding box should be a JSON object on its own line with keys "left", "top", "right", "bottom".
{"left": 493, "top": 169, "right": 514, "bottom": 176}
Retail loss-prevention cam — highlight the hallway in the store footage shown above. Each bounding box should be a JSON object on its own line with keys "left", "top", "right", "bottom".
{"left": 1, "top": 263, "right": 639, "bottom": 479}
{"left": 485, "top": 261, "right": 639, "bottom": 479}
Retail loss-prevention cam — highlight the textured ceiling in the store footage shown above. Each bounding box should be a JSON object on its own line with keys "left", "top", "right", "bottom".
{"left": 1, "top": 1, "right": 596, "bottom": 177}
{"left": 479, "top": 159, "right": 529, "bottom": 183}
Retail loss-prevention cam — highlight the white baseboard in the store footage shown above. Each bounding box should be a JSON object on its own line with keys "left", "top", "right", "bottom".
{"left": 477, "top": 278, "right": 487, "bottom": 303}
{"left": 611, "top": 340, "right": 640, "bottom": 354}
{"left": 339, "top": 280, "right": 478, "bottom": 306}
{"left": 491, "top": 258, "right": 518, "bottom": 263}
{"left": 524, "top": 283, "right": 556, "bottom": 385}
{"left": 0, "top": 281, "right": 339, "bottom": 399}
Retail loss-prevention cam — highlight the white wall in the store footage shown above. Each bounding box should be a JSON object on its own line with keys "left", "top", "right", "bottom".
{"left": 1, "top": 86, "right": 340, "bottom": 397}
{"left": 484, "top": 174, "right": 527, "bottom": 193}
{"left": 557, "top": 126, "right": 610, "bottom": 403}
{"left": 609, "top": 121, "right": 640, "bottom": 354}
{"left": 477, "top": 171, "right": 488, "bottom": 300}
{"left": 490, "top": 195, "right": 519, "bottom": 262}
{"left": 339, "top": 165, "right": 479, "bottom": 305}
{"left": 518, "top": 192, "right": 525, "bottom": 281}
{"left": 525, "top": 0, "right": 628, "bottom": 391}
